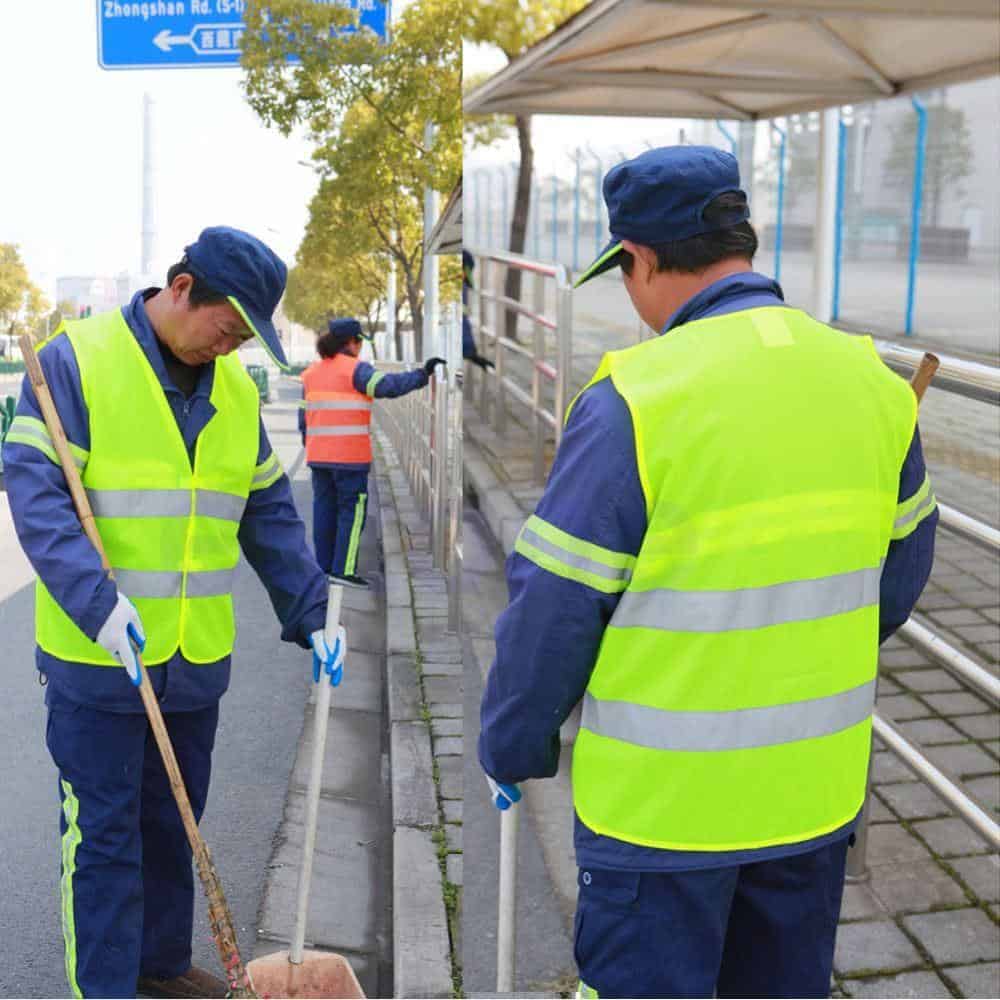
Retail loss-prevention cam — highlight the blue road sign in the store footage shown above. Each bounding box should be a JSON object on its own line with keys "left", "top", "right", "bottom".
{"left": 97, "top": 0, "right": 389, "bottom": 70}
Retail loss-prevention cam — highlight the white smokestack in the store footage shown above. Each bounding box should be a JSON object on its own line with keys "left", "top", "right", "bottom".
{"left": 141, "top": 92, "right": 156, "bottom": 276}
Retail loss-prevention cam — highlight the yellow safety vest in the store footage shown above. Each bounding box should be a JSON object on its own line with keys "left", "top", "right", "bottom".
{"left": 35, "top": 309, "right": 261, "bottom": 666}
{"left": 570, "top": 307, "right": 918, "bottom": 851}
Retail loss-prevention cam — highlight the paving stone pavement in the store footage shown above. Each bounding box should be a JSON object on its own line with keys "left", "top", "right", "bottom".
{"left": 464, "top": 314, "right": 1000, "bottom": 995}
{"left": 374, "top": 422, "right": 462, "bottom": 997}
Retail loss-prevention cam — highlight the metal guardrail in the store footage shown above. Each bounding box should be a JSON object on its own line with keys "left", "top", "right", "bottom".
{"left": 374, "top": 304, "right": 463, "bottom": 629}
{"left": 849, "top": 347, "right": 1000, "bottom": 878}
{"left": 468, "top": 249, "right": 573, "bottom": 485}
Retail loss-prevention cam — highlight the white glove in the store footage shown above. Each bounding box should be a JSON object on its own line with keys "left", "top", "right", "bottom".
{"left": 310, "top": 625, "right": 346, "bottom": 687}
{"left": 96, "top": 592, "right": 146, "bottom": 686}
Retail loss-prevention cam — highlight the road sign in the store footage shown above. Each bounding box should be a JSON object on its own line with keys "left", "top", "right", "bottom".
{"left": 97, "top": 0, "right": 389, "bottom": 70}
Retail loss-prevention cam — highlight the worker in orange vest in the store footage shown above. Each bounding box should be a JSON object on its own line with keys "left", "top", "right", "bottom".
{"left": 299, "top": 317, "right": 444, "bottom": 587}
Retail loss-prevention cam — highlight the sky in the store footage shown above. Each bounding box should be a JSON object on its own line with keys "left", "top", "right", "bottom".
{"left": 0, "top": 2, "right": 405, "bottom": 301}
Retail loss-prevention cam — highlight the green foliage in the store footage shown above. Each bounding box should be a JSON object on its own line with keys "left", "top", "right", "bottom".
{"left": 241, "top": 0, "right": 461, "bottom": 350}
{"left": 463, "top": 0, "right": 589, "bottom": 60}
{"left": 0, "top": 243, "right": 49, "bottom": 345}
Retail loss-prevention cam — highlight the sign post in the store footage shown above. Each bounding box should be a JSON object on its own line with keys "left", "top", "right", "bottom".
{"left": 97, "top": 0, "right": 389, "bottom": 70}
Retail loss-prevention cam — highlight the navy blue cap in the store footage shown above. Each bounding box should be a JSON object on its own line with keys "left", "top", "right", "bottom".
{"left": 183, "top": 226, "right": 289, "bottom": 369}
{"left": 575, "top": 146, "right": 749, "bottom": 287}
{"left": 327, "top": 317, "right": 372, "bottom": 343}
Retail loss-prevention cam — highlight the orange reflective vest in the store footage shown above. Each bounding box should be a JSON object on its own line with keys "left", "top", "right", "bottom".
{"left": 302, "top": 354, "right": 373, "bottom": 464}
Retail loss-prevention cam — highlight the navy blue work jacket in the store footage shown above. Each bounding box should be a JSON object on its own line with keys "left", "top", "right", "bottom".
{"left": 1, "top": 291, "right": 328, "bottom": 713}
{"left": 479, "top": 272, "right": 938, "bottom": 871}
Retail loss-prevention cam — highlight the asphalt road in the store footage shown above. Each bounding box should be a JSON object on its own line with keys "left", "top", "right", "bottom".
{"left": 0, "top": 458, "right": 318, "bottom": 997}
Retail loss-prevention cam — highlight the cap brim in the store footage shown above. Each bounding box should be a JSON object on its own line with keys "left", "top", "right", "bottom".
{"left": 574, "top": 240, "right": 625, "bottom": 288}
{"left": 227, "top": 295, "right": 290, "bottom": 371}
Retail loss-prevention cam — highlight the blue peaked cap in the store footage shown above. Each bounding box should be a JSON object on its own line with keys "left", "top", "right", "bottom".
{"left": 184, "top": 226, "right": 289, "bottom": 369}
{"left": 328, "top": 317, "right": 372, "bottom": 342}
{"left": 575, "top": 146, "right": 750, "bottom": 287}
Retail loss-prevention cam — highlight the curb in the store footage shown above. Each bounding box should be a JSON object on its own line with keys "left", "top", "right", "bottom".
{"left": 375, "top": 430, "right": 459, "bottom": 999}
{"left": 462, "top": 428, "right": 528, "bottom": 557}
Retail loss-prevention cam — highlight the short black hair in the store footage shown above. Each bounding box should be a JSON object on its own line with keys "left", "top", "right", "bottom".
{"left": 620, "top": 192, "right": 758, "bottom": 277}
{"left": 166, "top": 259, "right": 228, "bottom": 307}
{"left": 316, "top": 330, "right": 358, "bottom": 358}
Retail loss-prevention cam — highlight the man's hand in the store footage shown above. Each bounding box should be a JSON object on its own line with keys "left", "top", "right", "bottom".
{"left": 485, "top": 773, "right": 522, "bottom": 811}
{"left": 310, "top": 625, "right": 346, "bottom": 687}
{"left": 95, "top": 592, "right": 146, "bottom": 686}
{"left": 423, "top": 357, "right": 446, "bottom": 377}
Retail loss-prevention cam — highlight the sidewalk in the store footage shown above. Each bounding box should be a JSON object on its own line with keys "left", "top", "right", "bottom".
{"left": 463, "top": 344, "right": 1000, "bottom": 996}
{"left": 250, "top": 381, "right": 392, "bottom": 997}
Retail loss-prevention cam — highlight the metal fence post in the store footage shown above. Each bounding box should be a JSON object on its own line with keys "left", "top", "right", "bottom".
{"left": 906, "top": 96, "right": 928, "bottom": 337}
{"left": 832, "top": 113, "right": 848, "bottom": 322}
{"left": 551, "top": 174, "right": 559, "bottom": 262}
{"left": 432, "top": 370, "right": 449, "bottom": 570}
{"left": 554, "top": 277, "right": 573, "bottom": 446}
{"left": 771, "top": 122, "right": 786, "bottom": 283}
{"left": 531, "top": 270, "right": 545, "bottom": 485}
{"left": 478, "top": 256, "right": 490, "bottom": 422}
{"left": 493, "top": 259, "right": 507, "bottom": 436}
{"left": 573, "top": 148, "right": 581, "bottom": 272}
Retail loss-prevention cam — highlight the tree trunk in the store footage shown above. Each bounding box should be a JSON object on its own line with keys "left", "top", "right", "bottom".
{"left": 504, "top": 114, "right": 534, "bottom": 340}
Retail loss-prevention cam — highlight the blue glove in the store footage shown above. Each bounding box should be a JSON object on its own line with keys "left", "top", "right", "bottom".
{"left": 310, "top": 625, "right": 346, "bottom": 687}
{"left": 485, "top": 774, "right": 521, "bottom": 811}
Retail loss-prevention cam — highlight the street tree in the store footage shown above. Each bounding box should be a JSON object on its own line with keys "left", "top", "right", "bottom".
{"left": 240, "top": 0, "right": 460, "bottom": 353}
{"left": 884, "top": 101, "right": 974, "bottom": 228}
{"left": 0, "top": 243, "right": 49, "bottom": 353}
{"left": 464, "top": 0, "right": 588, "bottom": 335}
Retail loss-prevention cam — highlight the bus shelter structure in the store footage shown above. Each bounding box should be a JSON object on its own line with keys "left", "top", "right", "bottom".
{"left": 464, "top": 0, "right": 1000, "bottom": 322}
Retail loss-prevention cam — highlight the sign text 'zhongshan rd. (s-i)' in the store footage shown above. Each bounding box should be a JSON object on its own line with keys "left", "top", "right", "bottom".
{"left": 97, "top": 0, "right": 389, "bottom": 69}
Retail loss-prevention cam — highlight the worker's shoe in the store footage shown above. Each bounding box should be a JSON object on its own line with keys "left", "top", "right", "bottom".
{"left": 136, "top": 965, "right": 228, "bottom": 999}
{"left": 330, "top": 573, "right": 370, "bottom": 590}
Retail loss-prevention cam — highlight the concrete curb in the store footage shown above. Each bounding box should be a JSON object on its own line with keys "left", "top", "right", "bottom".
{"left": 375, "top": 433, "right": 457, "bottom": 999}
{"left": 462, "top": 430, "right": 528, "bottom": 557}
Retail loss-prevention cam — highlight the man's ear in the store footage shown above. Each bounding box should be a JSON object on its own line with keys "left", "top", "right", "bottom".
{"left": 621, "top": 239, "right": 657, "bottom": 280}
{"left": 170, "top": 271, "right": 194, "bottom": 305}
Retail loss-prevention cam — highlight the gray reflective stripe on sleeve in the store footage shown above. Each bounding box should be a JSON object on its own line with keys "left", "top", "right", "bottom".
{"left": 195, "top": 490, "right": 246, "bottom": 522}
{"left": 185, "top": 568, "right": 236, "bottom": 598}
{"left": 581, "top": 679, "right": 876, "bottom": 752}
{"left": 612, "top": 564, "right": 882, "bottom": 633}
{"left": 306, "top": 426, "right": 372, "bottom": 437}
{"left": 89, "top": 489, "right": 191, "bottom": 518}
{"left": 893, "top": 491, "right": 936, "bottom": 533}
{"left": 7, "top": 420, "right": 87, "bottom": 469}
{"left": 519, "top": 525, "right": 632, "bottom": 585}
{"left": 112, "top": 569, "right": 183, "bottom": 599}
{"left": 306, "top": 400, "right": 372, "bottom": 411}
{"left": 252, "top": 454, "right": 281, "bottom": 486}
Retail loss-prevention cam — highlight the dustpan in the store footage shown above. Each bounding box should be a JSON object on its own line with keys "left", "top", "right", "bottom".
{"left": 247, "top": 584, "right": 365, "bottom": 999}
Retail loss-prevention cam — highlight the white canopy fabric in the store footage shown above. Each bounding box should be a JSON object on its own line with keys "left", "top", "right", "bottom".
{"left": 427, "top": 180, "right": 463, "bottom": 256}
{"left": 465, "top": 0, "right": 1000, "bottom": 120}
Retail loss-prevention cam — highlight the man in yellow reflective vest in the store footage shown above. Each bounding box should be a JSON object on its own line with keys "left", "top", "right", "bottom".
{"left": 479, "top": 147, "right": 938, "bottom": 997}
{"left": 2, "top": 227, "right": 341, "bottom": 999}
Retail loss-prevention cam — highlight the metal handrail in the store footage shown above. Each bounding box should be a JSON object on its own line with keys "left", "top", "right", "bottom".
{"left": 875, "top": 340, "right": 1000, "bottom": 405}
{"left": 374, "top": 303, "right": 463, "bottom": 629}
{"left": 900, "top": 617, "right": 1000, "bottom": 707}
{"left": 938, "top": 502, "right": 1000, "bottom": 551}
{"left": 469, "top": 248, "right": 573, "bottom": 485}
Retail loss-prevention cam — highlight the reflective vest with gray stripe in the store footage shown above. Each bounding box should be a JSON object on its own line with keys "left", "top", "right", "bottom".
{"left": 302, "top": 354, "right": 373, "bottom": 464}
{"left": 571, "top": 307, "right": 916, "bottom": 852}
{"left": 36, "top": 310, "right": 259, "bottom": 666}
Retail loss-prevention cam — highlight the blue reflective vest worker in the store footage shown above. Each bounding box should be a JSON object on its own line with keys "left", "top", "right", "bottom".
{"left": 479, "top": 147, "right": 938, "bottom": 999}
{"left": 298, "top": 317, "right": 444, "bottom": 587}
{"left": 1, "top": 227, "right": 344, "bottom": 1000}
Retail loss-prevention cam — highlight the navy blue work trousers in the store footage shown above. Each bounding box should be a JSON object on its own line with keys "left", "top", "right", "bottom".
{"left": 311, "top": 466, "right": 369, "bottom": 576}
{"left": 575, "top": 838, "right": 849, "bottom": 998}
{"left": 46, "top": 698, "right": 218, "bottom": 998}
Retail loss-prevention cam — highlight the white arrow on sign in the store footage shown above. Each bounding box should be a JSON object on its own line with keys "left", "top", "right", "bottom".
{"left": 153, "top": 28, "right": 191, "bottom": 52}
{"left": 153, "top": 25, "right": 243, "bottom": 55}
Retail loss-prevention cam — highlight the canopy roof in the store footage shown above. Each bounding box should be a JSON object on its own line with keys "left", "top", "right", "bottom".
{"left": 427, "top": 180, "right": 462, "bottom": 256}
{"left": 465, "top": 0, "right": 1000, "bottom": 120}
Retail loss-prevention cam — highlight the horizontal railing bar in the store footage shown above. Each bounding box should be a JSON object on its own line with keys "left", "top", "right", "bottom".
{"left": 479, "top": 290, "right": 558, "bottom": 331}
{"left": 472, "top": 246, "right": 569, "bottom": 282}
{"left": 875, "top": 341, "right": 999, "bottom": 405}
{"left": 873, "top": 713, "right": 999, "bottom": 850}
{"left": 938, "top": 502, "right": 1000, "bottom": 551}
{"left": 899, "top": 617, "right": 1000, "bottom": 705}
